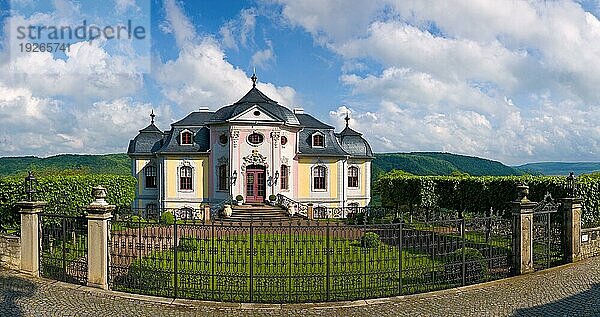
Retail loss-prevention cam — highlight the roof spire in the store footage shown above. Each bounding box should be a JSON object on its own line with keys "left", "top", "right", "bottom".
{"left": 150, "top": 109, "right": 155, "bottom": 124}
{"left": 251, "top": 67, "right": 257, "bottom": 88}
{"left": 344, "top": 110, "right": 350, "bottom": 128}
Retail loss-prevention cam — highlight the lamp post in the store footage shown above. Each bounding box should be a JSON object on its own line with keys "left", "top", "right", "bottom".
{"left": 567, "top": 172, "right": 577, "bottom": 198}
{"left": 24, "top": 171, "right": 38, "bottom": 202}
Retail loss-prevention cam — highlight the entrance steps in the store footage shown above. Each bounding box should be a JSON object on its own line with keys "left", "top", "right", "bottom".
{"left": 222, "top": 204, "right": 293, "bottom": 222}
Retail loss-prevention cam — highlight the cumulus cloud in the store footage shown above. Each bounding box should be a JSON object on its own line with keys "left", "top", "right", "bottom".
{"left": 277, "top": 0, "right": 600, "bottom": 163}
{"left": 156, "top": 1, "right": 296, "bottom": 111}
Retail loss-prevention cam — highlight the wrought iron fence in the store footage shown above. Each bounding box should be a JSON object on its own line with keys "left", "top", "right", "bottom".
{"left": 39, "top": 213, "right": 88, "bottom": 285}
{"left": 532, "top": 194, "right": 565, "bottom": 270}
{"left": 108, "top": 208, "right": 512, "bottom": 303}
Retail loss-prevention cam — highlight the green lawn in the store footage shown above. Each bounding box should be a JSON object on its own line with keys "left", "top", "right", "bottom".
{"left": 113, "top": 233, "right": 446, "bottom": 303}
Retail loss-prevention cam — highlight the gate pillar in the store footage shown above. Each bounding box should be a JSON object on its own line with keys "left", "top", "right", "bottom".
{"left": 562, "top": 197, "right": 582, "bottom": 263}
{"left": 17, "top": 201, "right": 47, "bottom": 277}
{"left": 512, "top": 185, "right": 535, "bottom": 275}
{"left": 86, "top": 186, "right": 115, "bottom": 290}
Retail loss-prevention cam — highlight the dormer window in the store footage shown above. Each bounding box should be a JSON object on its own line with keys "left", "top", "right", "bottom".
{"left": 312, "top": 133, "right": 324, "bottom": 148}
{"left": 181, "top": 131, "right": 193, "bottom": 145}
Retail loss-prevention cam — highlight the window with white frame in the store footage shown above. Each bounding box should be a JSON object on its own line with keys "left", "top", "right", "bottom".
{"left": 181, "top": 131, "right": 193, "bottom": 145}
{"left": 312, "top": 133, "right": 324, "bottom": 147}
{"left": 179, "top": 166, "right": 193, "bottom": 190}
{"left": 144, "top": 165, "right": 157, "bottom": 189}
{"left": 313, "top": 165, "right": 327, "bottom": 190}
{"left": 348, "top": 166, "right": 359, "bottom": 188}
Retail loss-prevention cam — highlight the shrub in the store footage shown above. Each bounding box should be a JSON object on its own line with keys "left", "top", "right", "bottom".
{"left": 178, "top": 236, "right": 201, "bottom": 252}
{"left": 446, "top": 247, "right": 488, "bottom": 283}
{"left": 360, "top": 232, "right": 380, "bottom": 248}
{"left": 127, "top": 216, "right": 146, "bottom": 228}
{"left": 236, "top": 195, "right": 244, "bottom": 201}
{"left": 269, "top": 194, "right": 277, "bottom": 201}
{"left": 161, "top": 211, "right": 174, "bottom": 225}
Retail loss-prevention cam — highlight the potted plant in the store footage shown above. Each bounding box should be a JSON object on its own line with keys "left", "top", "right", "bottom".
{"left": 268, "top": 194, "right": 277, "bottom": 205}
{"left": 235, "top": 195, "right": 244, "bottom": 206}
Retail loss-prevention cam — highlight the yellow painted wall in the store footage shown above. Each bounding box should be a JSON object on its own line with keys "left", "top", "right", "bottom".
{"left": 361, "top": 162, "right": 367, "bottom": 196}
{"left": 329, "top": 161, "right": 338, "bottom": 198}
{"left": 297, "top": 157, "right": 339, "bottom": 199}
{"left": 298, "top": 158, "right": 311, "bottom": 198}
{"left": 164, "top": 156, "right": 209, "bottom": 200}
{"left": 135, "top": 159, "right": 149, "bottom": 194}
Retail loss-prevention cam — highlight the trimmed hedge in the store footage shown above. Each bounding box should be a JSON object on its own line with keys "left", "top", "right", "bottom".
{"left": 0, "top": 175, "right": 136, "bottom": 230}
{"left": 375, "top": 172, "right": 600, "bottom": 226}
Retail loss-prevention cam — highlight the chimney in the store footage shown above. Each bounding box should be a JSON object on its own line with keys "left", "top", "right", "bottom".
{"left": 198, "top": 107, "right": 210, "bottom": 112}
{"left": 293, "top": 108, "right": 304, "bottom": 114}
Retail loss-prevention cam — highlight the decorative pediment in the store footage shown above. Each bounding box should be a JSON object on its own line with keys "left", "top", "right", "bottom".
{"left": 232, "top": 105, "right": 280, "bottom": 122}
{"left": 241, "top": 150, "right": 268, "bottom": 170}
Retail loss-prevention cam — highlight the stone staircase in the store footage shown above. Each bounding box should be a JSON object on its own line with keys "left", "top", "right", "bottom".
{"left": 223, "top": 204, "right": 293, "bottom": 222}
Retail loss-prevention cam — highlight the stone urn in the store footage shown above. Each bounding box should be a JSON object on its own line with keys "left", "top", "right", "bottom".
{"left": 287, "top": 204, "right": 296, "bottom": 216}
{"left": 517, "top": 184, "right": 530, "bottom": 202}
{"left": 223, "top": 204, "right": 233, "bottom": 218}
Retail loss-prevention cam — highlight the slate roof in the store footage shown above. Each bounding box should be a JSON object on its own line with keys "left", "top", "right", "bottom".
{"left": 128, "top": 83, "right": 372, "bottom": 159}
{"left": 127, "top": 123, "right": 164, "bottom": 155}
{"left": 298, "top": 128, "right": 349, "bottom": 157}
{"left": 209, "top": 87, "right": 301, "bottom": 126}
{"left": 336, "top": 126, "right": 374, "bottom": 158}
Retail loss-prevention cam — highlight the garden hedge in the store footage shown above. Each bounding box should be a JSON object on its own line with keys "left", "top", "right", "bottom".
{"left": 375, "top": 171, "right": 600, "bottom": 226}
{"left": 0, "top": 175, "right": 136, "bottom": 230}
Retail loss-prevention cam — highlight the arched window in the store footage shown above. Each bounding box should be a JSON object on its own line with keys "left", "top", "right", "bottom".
{"left": 181, "top": 131, "right": 193, "bottom": 145}
{"left": 348, "top": 166, "right": 359, "bottom": 188}
{"left": 280, "top": 165, "right": 289, "bottom": 190}
{"left": 144, "top": 165, "right": 157, "bottom": 189}
{"left": 218, "top": 164, "right": 228, "bottom": 191}
{"left": 313, "top": 166, "right": 327, "bottom": 190}
{"left": 312, "top": 133, "right": 324, "bottom": 147}
{"left": 180, "top": 166, "right": 193, "bottom": 190}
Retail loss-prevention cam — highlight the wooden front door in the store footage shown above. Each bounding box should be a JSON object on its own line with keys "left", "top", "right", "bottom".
{"left": 245, "top": 165, "right": 266, "bottom": 203}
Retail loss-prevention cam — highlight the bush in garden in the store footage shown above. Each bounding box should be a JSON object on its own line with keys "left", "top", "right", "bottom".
{"left": 446, "top": 247, "right": 488, "bottom": 283}
{"left": 0, "top": 175, "right": 136, "bottom": 231}
{"left": 160, "top": 211, "right": 174, "bottom": 225}
{"left": 178, "top": 236, "right": 201, "bottom": 252}
{"left": 360, "top": 232, "right": 380, "bottom": 248}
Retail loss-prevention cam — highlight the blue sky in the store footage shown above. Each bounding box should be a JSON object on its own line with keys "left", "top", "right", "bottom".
{"left": 2, "top": 0, "right": 600, "bottom": 165}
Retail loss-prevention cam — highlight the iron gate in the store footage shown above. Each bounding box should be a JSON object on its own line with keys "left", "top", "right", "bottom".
{"left": 532, "top": 194, "right": 565, "bottom": 270}
{"left": 39, "top": 213, "right": 88, "bottom": 285}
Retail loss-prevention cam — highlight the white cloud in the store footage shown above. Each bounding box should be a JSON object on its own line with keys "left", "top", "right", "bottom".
{"left": 156, "top": 1, "right": 295, "bottom": 112}
{"left": 277, "top": 0, "right": 600, "bottom": 163}
{"left": 240, "top": 8, "right": 257, "bottom": 47}
{"left": 251, "top": 40, "right": 275, "bottom": 68}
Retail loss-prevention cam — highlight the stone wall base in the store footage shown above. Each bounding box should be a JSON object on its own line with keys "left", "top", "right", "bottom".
{"left": 0, "top": 234, "right": 21, "bottom": 270}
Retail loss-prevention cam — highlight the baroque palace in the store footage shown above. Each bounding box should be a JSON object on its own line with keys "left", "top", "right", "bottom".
{"left": 128, "top": 75, "right": 373, "bottom": 217}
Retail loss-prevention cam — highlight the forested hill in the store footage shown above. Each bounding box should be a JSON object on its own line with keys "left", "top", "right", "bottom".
{"left": 1, "top": 152, "right": 522, "bottom": 178}
{"left": 0, "top": 154, "right": 130, "bottom": 177}
{"left": 515, "top": 162, "right": 600, "bottom": 176}
{"left": 372, "top": 152, "right": 523, "bottom": 178}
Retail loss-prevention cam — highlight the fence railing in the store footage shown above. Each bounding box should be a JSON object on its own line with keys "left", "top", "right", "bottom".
{"left": 39, "top": 213, "right": 88, "bottom": 285}
{"left": 108, "top": 210, "right": 512, "bottom": 303}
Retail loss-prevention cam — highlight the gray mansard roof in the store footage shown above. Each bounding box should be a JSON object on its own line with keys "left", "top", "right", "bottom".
{"left": 209, "top": 87, "right": 301, "bottom": 126}
{"left": 128, "top": 82, "right": 372, "bottom": 159}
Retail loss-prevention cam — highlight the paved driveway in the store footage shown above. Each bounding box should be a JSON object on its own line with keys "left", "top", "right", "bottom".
{"left": 2, "top": 257, "right": 600, "bottom": 316}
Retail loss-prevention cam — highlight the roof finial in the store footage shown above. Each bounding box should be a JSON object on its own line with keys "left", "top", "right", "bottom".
{"left": 150, "top": 109, "right": 155, "bottom": 124}
{"left": 344, "top": 110, "right": 350, "bottom": 128}
{"left": 251, "top": 68, "right": 257, "bottom": 88}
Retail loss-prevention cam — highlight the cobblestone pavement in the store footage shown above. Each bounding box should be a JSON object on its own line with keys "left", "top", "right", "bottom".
{"left": 2, "top": 257, "right": 600, "bottom": 317}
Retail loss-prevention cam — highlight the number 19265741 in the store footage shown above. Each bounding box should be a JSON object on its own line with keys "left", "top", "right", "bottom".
{"left": 18, "top": 42, "right": 71, "bottom": 53}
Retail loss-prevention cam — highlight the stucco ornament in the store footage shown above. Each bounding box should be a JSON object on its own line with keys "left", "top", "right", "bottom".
{"left": 241, "top": 150, "right": 268, "bottom": 171}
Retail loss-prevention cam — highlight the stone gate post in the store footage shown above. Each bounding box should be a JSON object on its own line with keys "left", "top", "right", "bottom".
{"left": 86, "top": 186, "right": 115, "bottom": 289}
{"left": 562, "top": 197, "right": 582, "bottom": 262}
{"left": 307, "top": 203, "right": 314, "bottom": 220}
{"left": 512, "top": 185, "right": 535, "bottom": 275}
{"left": 17, "top": 201, "right": 47, "bottom": 277}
